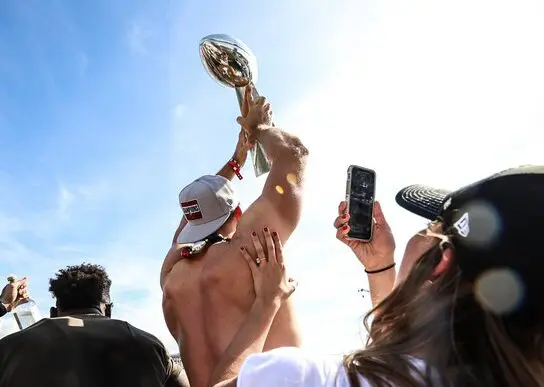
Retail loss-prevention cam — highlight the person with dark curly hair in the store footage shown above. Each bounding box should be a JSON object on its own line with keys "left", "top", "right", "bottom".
{"left": 0, "top": 263, "right": 189, "bottom": 387}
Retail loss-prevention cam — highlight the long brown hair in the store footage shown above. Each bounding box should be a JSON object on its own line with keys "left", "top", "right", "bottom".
{"left": 343, "top": 241, "right": 544, "bottom": 387}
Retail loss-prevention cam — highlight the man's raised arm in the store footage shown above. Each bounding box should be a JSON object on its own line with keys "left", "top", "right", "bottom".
{"left": 233, "top": 86, "right": 309, "bottom": 244}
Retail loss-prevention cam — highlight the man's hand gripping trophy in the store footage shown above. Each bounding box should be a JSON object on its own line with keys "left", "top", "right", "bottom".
{"left": 236, "top": 85, "right": 273, "bottom": 152}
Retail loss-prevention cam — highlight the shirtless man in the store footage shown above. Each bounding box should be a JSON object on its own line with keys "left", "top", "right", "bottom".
{"left": 160, "top": 86, "right": 309, "bottom": 387}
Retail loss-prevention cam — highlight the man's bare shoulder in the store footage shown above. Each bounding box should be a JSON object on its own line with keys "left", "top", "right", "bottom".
{"left": 195, "top": 243, "right": 253, "bottom": 305}
{"left": 201, "top": 242, "right": 249, "bottom": 278}
{"left": 161, "top": 244, "right": 184, "bottom": 289}
{"left": 228, "top": 198, "right": 291, "bottom": 260}
{"left": 162, "top": 243, "right": 246, "bottom": 287}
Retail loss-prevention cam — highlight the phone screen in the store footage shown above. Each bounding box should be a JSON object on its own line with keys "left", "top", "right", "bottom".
{"left": 347, "top": 166, "right": 376, "bottom": 241}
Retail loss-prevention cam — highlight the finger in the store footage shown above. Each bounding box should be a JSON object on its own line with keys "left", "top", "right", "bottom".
{"left": 271, "top": 231, "right": 284, "bottom": 265}
{"left": 338, "top": 201, "right": 347, "bottom": 216}
{"left": 239, "top": 129, "right": 249, "bottom": 146}
{"left": 333, "top": 213, "right": 350, "bottom": 229}
{"left": 240, "top": 247, "right": 258, "bottom": 273}
{"left": 263, "top": 103, "right": 271, "bottom": 112}
{"left": 245, "top": 85, "right": 253, "bottom": 104}
{"left": 263, "top": 227, "right": 276, "bottom": 263}
{"left": 336, "top": 224, "right": 350, "bottom": 241}
{"left": 242, "top": 89, "right": 250, "bottom": 115}
{"left": 251, "top": 231, "right": 266, "bottom": 261}
{"left": 255, "top": 96, "right": 266, "bottom": 106}
{"left": 236, "top": 116, "right": 247, "bottom": 127}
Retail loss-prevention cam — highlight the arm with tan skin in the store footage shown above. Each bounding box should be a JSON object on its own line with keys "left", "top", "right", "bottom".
{"left": 200, "top": 87, "right": 308, "bottom": 356}
{"left": 207, "top": 228, "right": 296, "bottom": 387}
{"left": 232, "top": 85, "right": 309, "bottom": 244}
{"left": 334, "top": 201, "right": 396, "bottom": 307}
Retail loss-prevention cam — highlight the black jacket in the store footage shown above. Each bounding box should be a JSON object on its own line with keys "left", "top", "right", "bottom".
{"left": 0, "top": 312, "right": 185, "bottom": 387}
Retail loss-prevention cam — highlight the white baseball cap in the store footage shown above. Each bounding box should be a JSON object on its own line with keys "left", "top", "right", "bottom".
{"left": 177, "top": 175, "right": 240, "bottom": 244}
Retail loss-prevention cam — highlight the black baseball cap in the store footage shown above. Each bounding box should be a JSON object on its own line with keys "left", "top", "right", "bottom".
{"left": 395, "top": 165, "right": 544, "bottom": 317}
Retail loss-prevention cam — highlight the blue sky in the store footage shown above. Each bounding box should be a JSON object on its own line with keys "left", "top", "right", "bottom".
{"left": 1, "top": 0, "right": 543, "bottom": 353}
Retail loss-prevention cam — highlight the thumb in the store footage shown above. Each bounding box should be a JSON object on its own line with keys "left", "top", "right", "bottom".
{"left": 373, "top": 201, "right": 388, "bottom": 226}
{"left": 236, "top": 116, "right": 246, "bottom": 126}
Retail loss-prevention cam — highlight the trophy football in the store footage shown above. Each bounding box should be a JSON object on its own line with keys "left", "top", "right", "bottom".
{"left": 199, "top": 34, "right": 271, "bottom": 177}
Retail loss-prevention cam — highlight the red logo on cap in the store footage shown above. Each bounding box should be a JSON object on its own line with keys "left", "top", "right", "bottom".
{"left": 181, "top": 199, "right": 203, "bottom": 220}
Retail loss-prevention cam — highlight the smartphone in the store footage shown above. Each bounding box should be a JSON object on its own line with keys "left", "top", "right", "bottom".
{"left": 345, "top": 165, "right": 376, "bottom": 241}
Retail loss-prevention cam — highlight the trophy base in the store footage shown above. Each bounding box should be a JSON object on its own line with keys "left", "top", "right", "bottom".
{"left": 250, "top": 141, "right": 271, "bottom": 177}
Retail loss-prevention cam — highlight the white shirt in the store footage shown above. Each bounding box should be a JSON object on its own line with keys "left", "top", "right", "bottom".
{"left": 237, "top": 347, "right": 431, "bottom": 387}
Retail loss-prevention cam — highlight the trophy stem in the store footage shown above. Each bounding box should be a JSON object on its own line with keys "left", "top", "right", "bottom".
{"left": 235, "top": 84, "right": 272, "bottom": 177}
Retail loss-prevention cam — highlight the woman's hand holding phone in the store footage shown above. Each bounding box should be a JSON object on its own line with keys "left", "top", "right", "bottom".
{"left": 334, "top": 201, "right": 396, "bottom": 271}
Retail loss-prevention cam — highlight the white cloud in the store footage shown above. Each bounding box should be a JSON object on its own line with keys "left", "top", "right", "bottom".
{"left": 127, "top": 20, "right": 154, "bottom": 55}
{"left": 172, "top": 104, "right": 185, "bottom": 120}
{"left": 57, "top": 185, "right": 75, "bottom": 220}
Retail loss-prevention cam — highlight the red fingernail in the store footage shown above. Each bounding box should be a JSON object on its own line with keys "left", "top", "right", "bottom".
{"left": 240, "top": 247, "right": 244, "bottom": 251}
{"left": 342, "top": 225, "right": 349, "bottom": 230}
{"left": 272, "top": 232, "right": 278, "bottom": 237}
{"left": 264, "top": 227, "right": 269, "bottom": 232}
{"left": 251, "top": 231, "right": 257, "bottom": 236}
{"left": 342, "top": 214, "right": 348, "bottom": 219}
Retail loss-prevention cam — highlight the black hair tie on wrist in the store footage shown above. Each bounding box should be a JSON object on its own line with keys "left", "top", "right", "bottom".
{"left": 365, "top": 262, "right": 396, "bottom": 274}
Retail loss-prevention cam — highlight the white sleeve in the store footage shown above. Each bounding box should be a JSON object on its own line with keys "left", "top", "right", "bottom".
{"left": 237, "top": 347, "right": 343, "bottom": 387}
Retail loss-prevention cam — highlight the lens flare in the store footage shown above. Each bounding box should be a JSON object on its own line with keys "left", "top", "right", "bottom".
{"left": 474, "top": 268, "right": 524, "bottom": 314}
{"left": 286, "top": 173, "right": 297, "bottom": 185}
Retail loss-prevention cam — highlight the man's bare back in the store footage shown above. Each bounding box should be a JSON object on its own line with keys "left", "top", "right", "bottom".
{"left": 162, "top": 228, "right": 302, "bottom": 387}
{"left": 161, "top": 88, "right": 308, "bottom": 387}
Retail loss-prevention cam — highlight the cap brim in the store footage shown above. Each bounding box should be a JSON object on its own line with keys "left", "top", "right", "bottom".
{"left": 177, "top": 212, "right": 231, "bottom": 244}
{"left": 395, "top": 184, "right": 451, "bottom": 220}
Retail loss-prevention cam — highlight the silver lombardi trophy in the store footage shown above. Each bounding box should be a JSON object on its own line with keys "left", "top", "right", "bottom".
{"left": 199, "top": 34, "right": 271, "bottom": 177}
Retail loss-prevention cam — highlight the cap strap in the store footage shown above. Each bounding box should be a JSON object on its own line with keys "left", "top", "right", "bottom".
{"left": 180, "top": 233, "right": 230, "bottom": 258}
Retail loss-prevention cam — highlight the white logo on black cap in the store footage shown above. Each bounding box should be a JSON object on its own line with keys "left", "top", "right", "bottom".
{"left": 454, "top": 212, "right": 470, "bottom": 238}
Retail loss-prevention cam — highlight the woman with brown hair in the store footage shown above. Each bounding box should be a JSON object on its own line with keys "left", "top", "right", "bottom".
{"left": 208, "top": 165, "right": 544, "bottom": 387}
